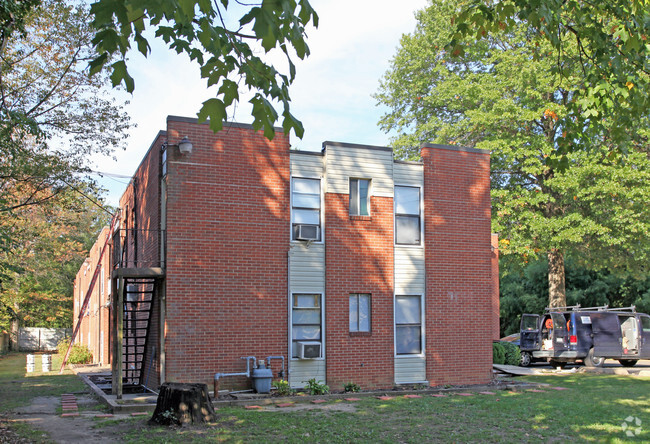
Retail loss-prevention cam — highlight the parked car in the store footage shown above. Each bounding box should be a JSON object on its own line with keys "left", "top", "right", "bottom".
{"left": 519, "top": 305, "right": 650, "bottom": 368}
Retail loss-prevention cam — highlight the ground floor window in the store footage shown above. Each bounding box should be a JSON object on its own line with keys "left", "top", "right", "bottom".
{"left": 292, "top": 294, "right": 322, "bottom": 358}
{"left": 395, "top": 295, "right": 423, "bottom": 355}
{"left": 349, "top": 293, "right": 371, "bottom": 332}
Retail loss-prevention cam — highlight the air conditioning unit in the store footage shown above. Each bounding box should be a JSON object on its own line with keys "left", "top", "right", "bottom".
{"left": 297, "top": 224, "right": 319, "bottom": 241}
{"left": 297, "top": 341, "right": 321, "bottom": 359}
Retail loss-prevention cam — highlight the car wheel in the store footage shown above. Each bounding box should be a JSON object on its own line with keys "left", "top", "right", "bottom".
{"left": 520, "top": 352, "right": 532, "bottom": 367}
{"left": 549, "top": 359, "right": 566, "bottom": 369}
{"left": 618, "top": 359, "right": 637, "bottom": 367}
{"left": 584, "top": 348, "right": 604, "bottom": 367}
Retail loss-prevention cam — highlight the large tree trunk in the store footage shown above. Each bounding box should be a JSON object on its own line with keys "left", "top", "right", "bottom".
{"left": 548, "top": 249, "right": 566, "bottom": 308}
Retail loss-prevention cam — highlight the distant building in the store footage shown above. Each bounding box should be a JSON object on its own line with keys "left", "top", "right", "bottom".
{"left": 73, "top": 115, "right": 499, "bottom": 395}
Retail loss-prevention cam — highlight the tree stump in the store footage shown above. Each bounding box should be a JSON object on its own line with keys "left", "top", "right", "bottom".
{"left": 149, "top": 382, "right": 216, "bottom": 426}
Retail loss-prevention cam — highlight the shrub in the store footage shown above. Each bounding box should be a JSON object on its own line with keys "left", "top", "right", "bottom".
{"left": 306, "top": 378, "right": 329, "bottom": 395}
{"left": 56, "top": 338, "right": 93, "bottom": 364}
{"left": 271, "top": 379, "right": 293, "bottom": 396}
{"left": 501, "top": 341, "right": 521, "bottom": 366}
{"left": 493, "top": 342, "right": 506, "bottom": 365}
{"left": 344, "top": 381, "right": 361, "bottom": 393}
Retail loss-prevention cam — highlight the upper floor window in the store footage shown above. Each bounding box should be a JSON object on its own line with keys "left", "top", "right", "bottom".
{"left": 350, "top": 178, "right": 370, "bottom": 216}
{"left": 292, "top": 178, "right": 321, "bottom": 241}
{"left": 395, "top": 186, "right": 421, "bottom": 245}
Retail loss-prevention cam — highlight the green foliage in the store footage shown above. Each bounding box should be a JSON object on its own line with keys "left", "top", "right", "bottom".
{"left": 492, "top": 342, "right": 505, "bottom": 365}
{"left": 451, "top": 0, "right": 650, "bottom": 161}
{"left": 500, "top": 341, "right": 521, "bottom": 366}
{"left": 271, "top": 379, "right": 293, "bottom": 396}
{"left": 376, "top": 1, "right": 650, "bottom": 307}
{"left": 343, "top": 381, "right": 361, "bottom": 393}
{"left": 305, "top": 378, "right": 329, "bottom": 395}
{"left": 89, "top": 0, "right": 319, "bottom": 140}
{"left": 0, "top": 0, "right": 131, "bottom": 198}
{"left": 500, "top": 257, "right": 650, "bottom": 335}
{"left": 0, "top": 184, "right": 111, "bottom": 332}
{"left": 56, "top": 338, "right": 93, "bottom": 365}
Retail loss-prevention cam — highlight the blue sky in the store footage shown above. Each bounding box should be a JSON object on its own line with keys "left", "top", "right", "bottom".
{"left": 90, "top": 0, "right": 428, "bottom": 206}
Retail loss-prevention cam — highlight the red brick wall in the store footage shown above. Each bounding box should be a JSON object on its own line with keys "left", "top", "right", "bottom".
{"left": 164, "top": 118, "right": 290, "bottom": 386}
{"left": 421, "top": 144, "right": 493, "bottom": 385}
{"left": 325, "top": 194, "right": 395, "bottom": 389}
{"left": 72, "top": 227, "right": 111, "bottom": 365}
{"left": 118, "top": 132, "right": 165, "bottom": 388}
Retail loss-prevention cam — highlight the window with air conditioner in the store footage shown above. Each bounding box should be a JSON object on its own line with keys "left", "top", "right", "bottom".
{"left": 292, "top": 294, "right": 322, "bottom": 359}
{"left": 291, "top": 178, "right": 321, "bottom": 241}
{"left": 395, "top": 186, "right": 421, "bottom": 245}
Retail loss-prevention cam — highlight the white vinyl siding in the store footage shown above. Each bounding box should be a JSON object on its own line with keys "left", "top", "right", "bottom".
{"left": 393, "top": 162, "right": 423, "bottom": 187}
{"left": 289, "top": 243, "right": 325, "bottom": 293}
{"left": 394, "top": 246, "right": 425, "bottom": 294}
{"left": 325, "top": 144, "right": 393, "bottom": 196}
{"left": 287, "top": 149, "right": 326, "bottom": 386}
{"left": 290, "top": 152, "right": 324, "bottom": 178}
{"left": 290, "top": 359, "right": 326, "bottom": 389}
{"left": 395, "top": 356, "right": 426, "bottom": 384}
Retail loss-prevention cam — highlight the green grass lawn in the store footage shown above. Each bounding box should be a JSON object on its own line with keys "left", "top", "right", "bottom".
{"left": 120, "top": 374, "right": 649, "bottom": 444}
{"left": 0, "top": 351, "right": 87, "bottom": 412}
{"left": 1, "top": 351, "right": 648, "bottom": 443}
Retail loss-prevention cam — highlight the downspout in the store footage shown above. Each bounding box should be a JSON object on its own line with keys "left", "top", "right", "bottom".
{"left": 159, "top": 143, "right": 168, "bottom": 385}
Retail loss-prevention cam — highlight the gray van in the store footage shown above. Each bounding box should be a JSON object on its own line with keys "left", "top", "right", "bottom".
{"left": 519, "top": 305, "right": 650, "bottom": 368}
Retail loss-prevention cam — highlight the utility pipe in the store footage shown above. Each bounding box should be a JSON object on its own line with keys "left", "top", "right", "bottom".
{"left": 213, "top": 356, "right": 257, "bottom": 397}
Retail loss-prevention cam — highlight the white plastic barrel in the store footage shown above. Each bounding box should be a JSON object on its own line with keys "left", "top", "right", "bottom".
{"left": 26, "top": 354, "right": 35, "bottom": 373}
{"left": 41, "top": 354, "right": 51, "bottom": 372}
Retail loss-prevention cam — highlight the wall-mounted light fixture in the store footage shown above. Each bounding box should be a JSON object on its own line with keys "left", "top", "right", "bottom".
{"left": 178, "top": 136, "right": 193, "bottom": 154}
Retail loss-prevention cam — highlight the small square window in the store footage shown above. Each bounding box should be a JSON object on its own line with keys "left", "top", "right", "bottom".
{"left": 350, "top": 179, "right": 370, "bottom": 216}
{"left": 349, "top": 294, "right": 371, "bottom": 332}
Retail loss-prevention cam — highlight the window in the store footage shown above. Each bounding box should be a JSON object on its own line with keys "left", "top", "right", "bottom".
{"left": 395, "top": 186, "right": 421, "bottom": 245}
{"left": 292, "top": 178, "right": 321, "bottom": 241}
{"left": 349, "top": 294, "right": 371, "bottom": 332}
{"left": 642, "top": 316, "right": 650, "bottom": 333}
{"left": 292, "top": 294, "right": 322, "bottom": 358}
{"left": 350, "top": 179, "right": 370, "bottom": 216}
{"left": 395, "top": 295, "right": 423, "bottom": 355}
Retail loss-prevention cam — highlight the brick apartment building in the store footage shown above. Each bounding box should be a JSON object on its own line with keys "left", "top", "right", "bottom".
{"left": 73, "top": 115, "right": 499, "bottom": 395}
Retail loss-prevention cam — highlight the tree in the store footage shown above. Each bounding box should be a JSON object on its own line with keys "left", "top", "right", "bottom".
{"left": 1, "top": 0, "right": 131, "bottom": 213}
{"left": 500, "top": 257, "right": 650, "bottom": 335}
{"left": 450, "top": 0, "right": 650, "bottom": 162}
{"left": 375, "top": 0, "right": 650, "bottom": 307}
{"left": 89, "top": 0, "right": 319, "bottom": 140}
{"left": 0, "top": 182, "right": 112, "bottom": 335}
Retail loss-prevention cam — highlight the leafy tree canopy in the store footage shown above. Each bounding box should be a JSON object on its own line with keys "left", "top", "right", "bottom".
{"left": 500, "top": 257, "right": 650, "bottom": 336}
{"left": 450, "top": 0, "right": 650, "bottom": 161}
{"left": 0, "top": 182, "right": 112, "bottom": 331}
{"left": 376, "top": 0, "right": 650, "bottom": 307}
{"left": 1, "top": 0, "right": 131, "bottom": 213}
{"left": 89, "top": 0, "right": 319, "bottom": 140}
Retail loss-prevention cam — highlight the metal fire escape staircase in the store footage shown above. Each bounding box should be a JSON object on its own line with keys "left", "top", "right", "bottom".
{"left": 121, "top": 279, "right": 155, "bottom": 387}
